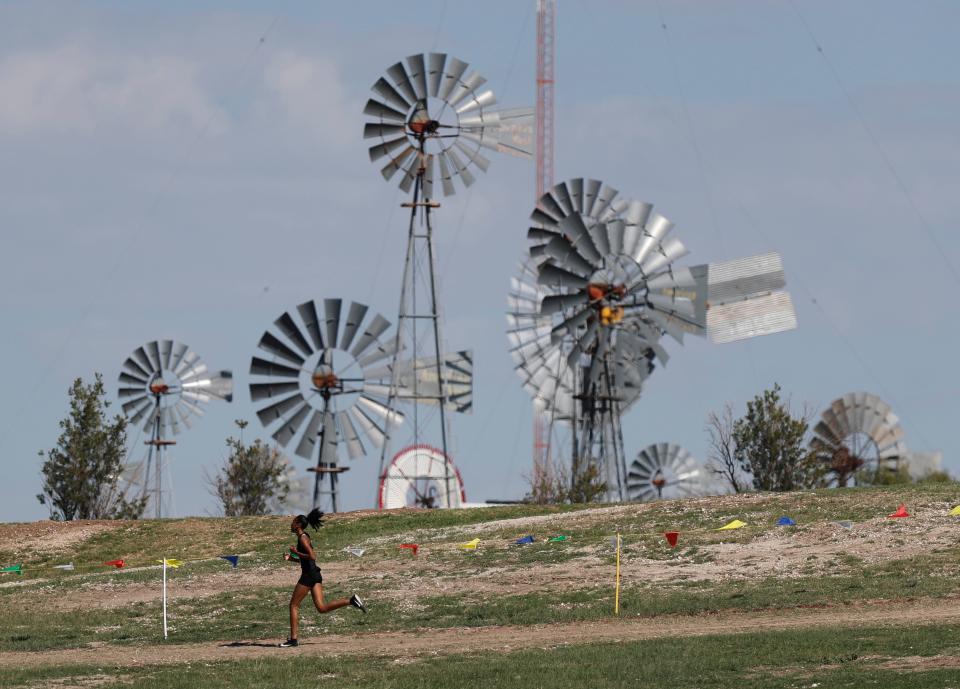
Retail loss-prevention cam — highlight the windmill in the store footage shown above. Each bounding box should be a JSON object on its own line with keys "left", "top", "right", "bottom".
{"left": 508, "top": 178, "right": 797, "bottom": 500}
{"left": 117, "top": 339, "right": 233, "bottom": 518}
{"left": 378, "top": 445, "right": 466, "bottom": 510}
{"left": 362, "top": 52, "right": 531, "bottom": 507}
{"left": 810, "top": 392, "right": 907, "bottom": 486}
{"left": 626, "top": 443, "right": 705, "bottom": 501}
{"left": 249, "top": 298, "right": 473, "bottom": 512}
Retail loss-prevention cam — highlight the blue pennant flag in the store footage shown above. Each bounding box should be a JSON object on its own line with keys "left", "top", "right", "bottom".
{"left": 515, "top": 535, "right": 535, "bottom": 545}
{"left": 776, "top": 516, "right": 796, "bottom": 526}
{"left": 220, "top": 555, "right": 240, "bottom": 568}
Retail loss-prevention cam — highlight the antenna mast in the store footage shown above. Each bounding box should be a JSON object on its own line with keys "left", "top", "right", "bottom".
{"left": 533, "top": 0, "right": 556, "bottom": 487}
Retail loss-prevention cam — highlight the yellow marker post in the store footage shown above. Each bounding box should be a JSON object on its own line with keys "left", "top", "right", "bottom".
{"left": 614, "top": 533, "right": 621, "bottom": 616}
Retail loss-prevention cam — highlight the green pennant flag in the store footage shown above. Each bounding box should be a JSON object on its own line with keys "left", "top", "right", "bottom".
{"left": 1, "top": 564, "right": 23, "bottom": 575}
{"left": 548, "top": 535, "right": 568, "bottom": 542}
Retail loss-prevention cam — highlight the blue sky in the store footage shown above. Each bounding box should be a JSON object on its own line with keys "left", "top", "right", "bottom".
{"left": 1, "top": 1, "right": 958, "bottom": 522}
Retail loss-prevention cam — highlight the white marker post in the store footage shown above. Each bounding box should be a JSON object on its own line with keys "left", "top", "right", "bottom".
{"left": 162, "top": 558, "right": 168, "bottom": 639}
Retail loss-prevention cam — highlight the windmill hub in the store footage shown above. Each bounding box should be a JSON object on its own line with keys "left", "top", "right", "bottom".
{"left": 311, "top": 368, "right": 340, "bottom": 392}
{"left": 149, "top": 381, "right": 170, "bottom": 395}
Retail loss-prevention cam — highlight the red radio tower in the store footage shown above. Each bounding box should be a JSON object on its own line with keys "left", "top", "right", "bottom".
{"left": 533, "top": 0, "right": 556, "bottom": 486}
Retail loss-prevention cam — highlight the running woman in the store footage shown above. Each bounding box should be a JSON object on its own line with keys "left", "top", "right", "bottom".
{"left": 280, "top": 508, "right": 366, "bottom": 647}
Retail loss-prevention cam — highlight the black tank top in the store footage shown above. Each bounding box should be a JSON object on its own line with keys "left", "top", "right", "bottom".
{"left": 298, "top": 533, "right": 320, "bottom": 575}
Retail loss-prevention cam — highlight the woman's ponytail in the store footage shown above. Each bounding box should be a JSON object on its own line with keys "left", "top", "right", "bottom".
{"left": 305, "top": 508, "right": 325, "bottom": 531}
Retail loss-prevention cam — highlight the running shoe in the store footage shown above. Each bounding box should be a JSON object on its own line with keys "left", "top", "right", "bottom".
{"left": 349, "top": 593, "right": 367, "bottom": 613}
{"left": 279, "top": 638, "right": 299, "bottom": 647}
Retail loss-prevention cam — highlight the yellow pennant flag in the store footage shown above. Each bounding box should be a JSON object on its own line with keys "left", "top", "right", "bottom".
{"left": 459, "top": 538, "right": 480, "bottom": 550}
{"left": 950, "top": 505, "right": 960, "bottom": 516}
{"left": 717, "top": 519, "right": 746, "bottom": 531}
{"left": 157, "top": 559, "right": 183, "bottom": 568}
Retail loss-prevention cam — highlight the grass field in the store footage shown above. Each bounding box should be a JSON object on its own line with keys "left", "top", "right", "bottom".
{"left": 1, "top": 484, "right": 958, "bottom": 688}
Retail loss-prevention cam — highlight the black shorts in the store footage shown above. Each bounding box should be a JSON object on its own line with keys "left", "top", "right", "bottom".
{"left": 297, "top": 568, "right": 323, "bottom": 587}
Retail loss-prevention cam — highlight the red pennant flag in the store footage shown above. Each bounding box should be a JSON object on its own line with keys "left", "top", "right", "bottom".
{"left": 888, "top": 504, "right": 910, "bottom": 518}
{"left": 664, "top": 532, "right": 680, "bottom": 548}
{"left": 399, "top": 543, "right": 419, "bottom": 556}
{"left": 104, "top": 559, "right": 125, "bottom": 568}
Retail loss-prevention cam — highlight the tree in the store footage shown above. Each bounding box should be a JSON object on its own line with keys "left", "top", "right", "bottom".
{"left": 210, "top": 420, "right": 290, "bottom": 516}
{"left": 732, "top": 384, "right": 823, "bottom": 492}
{"left": 37, "top": 374, "right": 147, "bottom": 520}
{"left": 526, "top": 458, "right": 608, "bottom": 504}
{"left": 705, "top": 403, "right": 748, "bottom": 493}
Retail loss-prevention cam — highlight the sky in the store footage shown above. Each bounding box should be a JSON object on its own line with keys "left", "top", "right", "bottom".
{"left": 1, "top": 0, "right": 958, "bottom": 522}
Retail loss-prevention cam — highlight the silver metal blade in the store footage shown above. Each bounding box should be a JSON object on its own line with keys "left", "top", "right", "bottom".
{"left": 631, "top": 212, "right": 673, "bottom": 267}
{"left": 363, "top": 122, "right": 407, "bottom": 140}
{"left": 347, "top": 405, "right": 386, "bottom": 449}
{"left": 120, "top": 366, "right": 148, "bottom": 385}
{"left": 566, "top": 319, "right": 599, "bottom": 367}
{"left": 556, "top": 213, "right": 602, "bottom": 265}
{"left": 446, "top": 70, "right": 486, "bottom": 111}
{"left": 340, "top": 301, "right": 368, "bottom": 351}
{"left": 169, "top": 341, "right": 189, "bottom": 372}
{"left": 274, "top": 311, "right": 313, "bottom": 357}
{"left": 437, "top": 56, "right": 468, "bottom": 102}
{"left": 363, "top": 98, "right": 406, "bottom": 123}
{"left": 568, "top": 178, "right": 584, "bottom": 214}
{"left": 146, "top": 341, "right": 162, "bottom": 373}
{"left": 319, "top": 407, "right": 339, "bottom": 465}
{"left": 258, "top": 331, "right": 305, "bottom": 366}
{"left": 405, "top": 53, "right": 428, "bottom": 101}
{"left": 350, "top": 313, "right": 391, "bottom": 359}
{"left": 453, "top": 140, "right": 490, "bottom": 172}
{"left": 422, "top": 152, "right": 435, "bottom": 199}
{"left": 641, "top": 236, "right": 688, "bottom": 275}
{"left": 249, "top": 380, "right": 299, "bottom": 401}
{"left": 583, "top": 179, "right": 601, "bottom": 217}
{"left": 159, "top": 340, "right": 174, "bottom": 370}
{"left": 536, "top": 262, "right": 589, "bottom": 289}
{"left": 272, "top": 402, "right": 310, "bottom": 447}
{"left": 371, "top": 77, "right": 410, "bottom": 112}
{"left": 550, "top": 306, "right": 592, "bottom": 343}
{"left": 249, "top": 356, "right": 300, "bottom": 379}
{"left": 380, "top": 145, "right": 415, "bottom": 181}
{"left": 445, "top": 147, "right": 475, "bottom": 187}
{"left": 543, "top": 235, "right": 595, "bottom": 276}
{"left": 295, "top": 300, "right": 325, "bottom": 351}
{"left": 427, "top": 52, "right": 445, "bottom": 97}
{"left": 437, "top": 150, "right": 456, "bottom": 197}
{"left": 121, "top": 395, "right": 149, "bottom": 415}
{"left": 398, "top": 151, "right": 418, "bottom": 193}
{"left": 290, "top": 410, "right": 319, "bottom": 459}
{"left": 551, "top": 181, "right": 573, "bottom": 216}
{"left": 323, "top": 298, "right": 342, "bottom": 350}
{"left": 255, "top": 392, "right": 306, "bottom": 426}
{"left": 132, "top": 347, "right": 154, "bottom": 375}
{"left": 366, "top": 131, "right": 407, "bottom": 157}
{"left": 455, "top": 89, "right": 496, "bottom": 115}
{"left": 386, "top": 61, "right": 418, "bottom": 106}
{"left": 540, "top": 292, "right": 589, "bottom": 314}
{"left": 337, "top": 410, "right": 365, "bottom": 459}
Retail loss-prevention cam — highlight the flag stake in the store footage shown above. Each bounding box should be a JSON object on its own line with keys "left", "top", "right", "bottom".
{"left": 614, "top": 533, "right": 621, "bottom": 616}
{"left": 162, "top": 559, "right": 168, "bottom": 640}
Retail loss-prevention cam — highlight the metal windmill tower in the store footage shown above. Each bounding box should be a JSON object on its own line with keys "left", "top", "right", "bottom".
{"left": 117, "top": 340, "right": 233, "bottom": 518}
{"left": 362, "top": 52, "right": 532, "bottom": 506}
{"left": 508, "top": 178, "right": 798, "bottom": 500}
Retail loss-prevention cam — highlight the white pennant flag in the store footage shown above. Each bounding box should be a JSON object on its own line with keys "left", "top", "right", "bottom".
{"left": 54, "top": 563, "right": 75, "bottom": 571}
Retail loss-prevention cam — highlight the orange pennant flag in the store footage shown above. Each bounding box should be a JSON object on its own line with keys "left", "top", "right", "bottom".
{"left": 399, "top": 543, "right": 419, "bottom": 556}
{"left": 888, "top": 504, "right": 910, "bottom": 518}
{"left": 104, "top": 559, "right": 125, "bottom": 568}
{"left": 664, "top": 532, "right": 679, "bottom": 548}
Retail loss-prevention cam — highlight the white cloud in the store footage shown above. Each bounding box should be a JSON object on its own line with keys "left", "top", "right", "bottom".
{"left": 0, "top": 44, "right": 226, "bottom": 135}
{"left": 262, "top": 51, "right": 356, "bottom": 147}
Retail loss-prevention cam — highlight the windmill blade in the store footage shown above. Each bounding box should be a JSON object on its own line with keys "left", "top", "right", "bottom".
{"left": 131, "top": 347, "right": 155, "bottom": 376}
{"left": 323, "top": 299, "right": 342, "bottom": 350}
{"left": 367, "top": 135, "right": 409, "bottom": 163}
{"left": 380, "top": 145, "right": 416, "bottom": 181}
{"left": 319, "top": 407, "right": 339, "bottom": 465}
{"left": 437, "top": 150, "right": 456, "bottom": 197}
{"left": 629, "top": 212, "right": 673, "bottom": 267}
{"left": 453, "top": 140, "right": 490, "bottom": 173}
{"left": 350, "top": 313, "right": 392, "bottom": 359}
{"left": 446, "top": 70, "right": 486, "bottom": 111}
{"left": 357, "top": 394, "right": 404, "bottom": 429}
{"left": 340, "top": 301, "right": 369, "bottom": 351}
{"left": 426, "top": 52, "right": 446, "bottom": 97}
{"left": 536, "top": 262, "right": 589, "bottom": 289}
{"left": 445, "top": 147, "right": 475, "bottom": 188}
{"left": 258, "top": 331, "right": 305, "bottom": 366}
{"left": 371, "top": 77, "right": 411, "bottom": 112}
{"left": 363, "top": 98, "right": 406, "bottom": 123}
{"left": 159, "top": 340, "right": 174, "bottom": 370}
{"left": 540, "top": 292, "right": 590, "bottom": 315}
{"left": 291, "top": 410, "right": 321, "bottom": 459}
{"left": 386, "top": 60, "right": 418, "bottom": 105}
{"left": 119, "top": 370, "right": 148, "bottom": 387}
{"left": 250, "top": 357, "right": 300, "bottom": 379}
{"left": 347, "top": 405, "right": 387, "bottom": 450}
{"left": 405, "top": 53, "right": 428, "bottom": 101}
{"left": 274, "top": 311, "right": 314, "bottom": 357}
{"left": 363, "top": 122, "right": 407, "bottom": 140}
{"left": 566, "top": 319, "right": 600, "bottom": 367}
{"left": 640, "top": 236, "right": 688, "bottom": 275}
{"left": 272, "top": 403, "right": 311, "bottom": 447}
{"left": 337, "top": 410, "right": 365, "bottom": 459}
{"left": 422, "top": 152, "right": 435, "bottom": 199}
{"left": 249, "top": 381, "right": 299, "bottom": 402}
{"left": 543, "top": 235, "right": 596, "bottom": 276}
{"left": 255, "top": 392, "right": 307, "bottom": 428}
{"left": 146, "top": 341, "right": 163, "bottom": 373}
{"left": 437, "top": 56, "right": 468, "bottom": 101}
{"left": 550, "top": 306, "right": 593, "bottom": 343}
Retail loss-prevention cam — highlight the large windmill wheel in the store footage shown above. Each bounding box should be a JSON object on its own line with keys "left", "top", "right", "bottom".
{"left": 117, "top": 339, "right": 233, "bottom": 517}
{"left": 810, "top": 392, "right": 906, "bottom": 486}
{"left": 379, "top": 445, "right": 466, "bottom": 510}
{"left": 250, "top": 298, "right": 403, "bottom": 464}
{"left": 363, "top": 52, "right": 532, "bottom": 197}
{"left": 627, "top": 443, "right": 704, "bottom": 501}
